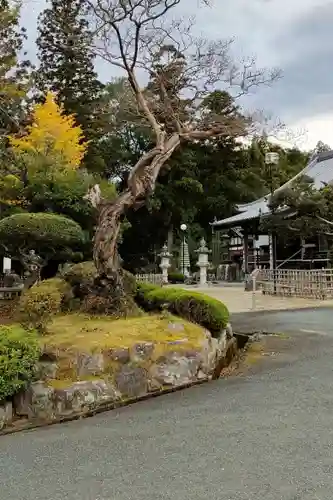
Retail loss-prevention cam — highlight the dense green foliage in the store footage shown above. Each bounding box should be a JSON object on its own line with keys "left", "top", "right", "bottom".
{"left": 0, "top": 212, "right": 86, "bottom": 261}
{"left": 0, "top": 0, "right": 31, "bottom": 138}
{"left": 0, "top": 324, "right": 39, "bottom": 401}
{"left": 120, "top": 135, "right": 309, "bottom": 270}
{"left": 0, "top": 0, "right": 325, "bottom": 276}
{"left": 168, "top": 272, "right": 185, "bottom": 284}
{"left": 19, "top": 277, "right": 72, "bottom": 332}
{"left": 261, "top": 175, "right": 333, "bottom": 242}
{"left": 36, "top": 0, "right": 105, "bottom": 172}
{"left": 136, "top": 283, "right": 229, "bottom": 338}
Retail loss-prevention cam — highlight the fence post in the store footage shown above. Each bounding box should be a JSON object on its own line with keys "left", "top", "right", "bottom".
{"left": 251, "top": 268, "right": 260, "bottom": 311}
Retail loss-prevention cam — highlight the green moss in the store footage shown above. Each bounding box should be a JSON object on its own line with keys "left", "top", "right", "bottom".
{"left": 44, "top": 313, "right": 204, "bottom": 351}
{"left": 136, "top": 283, "right": 229, "bottom": 338}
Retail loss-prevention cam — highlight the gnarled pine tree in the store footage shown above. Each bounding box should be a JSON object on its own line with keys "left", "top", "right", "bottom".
{"left": 85, "top": 0, "right": 279, "bottom": 292}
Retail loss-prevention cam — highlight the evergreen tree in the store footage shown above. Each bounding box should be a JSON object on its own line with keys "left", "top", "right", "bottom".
{"left": 0, "top": 0, "right": 31, "bottom": 137}
{"left": 36, "top": 0, "right": 105, "bottom": 171}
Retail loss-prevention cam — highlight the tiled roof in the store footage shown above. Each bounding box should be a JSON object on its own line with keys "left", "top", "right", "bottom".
{"left": 212, "top": 150, "right": 333, "bottom": 228}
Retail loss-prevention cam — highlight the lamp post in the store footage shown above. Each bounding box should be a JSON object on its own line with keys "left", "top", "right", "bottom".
{"left": 180, "top": 223, "right": 187, "bottom": 276}
{"left": 265, "top": 151, "right": 279, "bottom": 293}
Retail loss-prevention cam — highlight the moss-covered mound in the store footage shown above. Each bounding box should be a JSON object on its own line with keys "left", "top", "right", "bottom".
{"left": 41, "top": 312, "right": 208, "bottom": 386}
{"left": 47, "top": 312, "right": 204, "bottom": 347}
{"left": 136, "top": 282, "right": 229, "bottom": 338}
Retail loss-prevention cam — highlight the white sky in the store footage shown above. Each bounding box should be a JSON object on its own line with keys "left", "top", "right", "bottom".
{"left": 22, "top": 0, "right": 333, "bottom": 151}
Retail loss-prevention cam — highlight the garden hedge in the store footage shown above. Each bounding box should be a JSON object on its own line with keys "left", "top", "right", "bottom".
{"left": 168, "top": 272, "right": 185, "bottom": 284}
{"left": 19, "top": 278, "right": 72, "bottom": 332}
{"left": 136, "top": 283, "right": 229, "bottom": 338}
{"left": 0, "top": 324, "right": 39, "bottom": 402}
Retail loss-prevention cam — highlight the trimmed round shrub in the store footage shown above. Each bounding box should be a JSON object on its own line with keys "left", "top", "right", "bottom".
{"left": 0, "top": 324, "right": 39, "bottom": 402}
{"left": 136, "top": 283, "right": 229, "bottom": 337}
{"left": 0, "top": 212, "right": 85, "bottom": 261}
{"left": 18, "top": 278, "right": 72, "bottom": 332}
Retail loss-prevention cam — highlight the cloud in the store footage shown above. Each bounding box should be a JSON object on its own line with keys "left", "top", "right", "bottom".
{"left": 21, "top": 0, "right": 45, "bottom": 63}
{"left": 257, "top": 2, "right": 333, "bottom": 123}
{"left": 20, "top": 0, "right": 333, "bottom": 149}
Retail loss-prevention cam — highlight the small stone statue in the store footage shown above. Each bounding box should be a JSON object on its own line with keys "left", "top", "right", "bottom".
{"left": 20, "top": 250, "right": 45, "bottom": 287}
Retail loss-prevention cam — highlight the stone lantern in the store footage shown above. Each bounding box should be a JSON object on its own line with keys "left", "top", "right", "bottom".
{"left": 196, "top": 238, "right": 211, "bottom": 286}
{"left": 159, "top": 244, "right": 172, "bottom": 284}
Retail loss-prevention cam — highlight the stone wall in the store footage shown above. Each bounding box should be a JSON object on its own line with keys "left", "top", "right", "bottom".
{"left": 0, "top": 323, "right": 237, "bottom": 432}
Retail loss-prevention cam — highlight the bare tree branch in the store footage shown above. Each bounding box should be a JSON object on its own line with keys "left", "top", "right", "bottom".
{"left": 84, "top": 0, "right": 281, "bottom": 278}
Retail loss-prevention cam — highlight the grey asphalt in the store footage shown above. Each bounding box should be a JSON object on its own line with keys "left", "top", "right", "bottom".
{"left": 2, "top": 308, "right": 333, "bottom": 500}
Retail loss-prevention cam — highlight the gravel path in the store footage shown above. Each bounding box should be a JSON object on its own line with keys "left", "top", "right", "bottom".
{"left": 1, "top": 308, "right": 333, "bottom": 500}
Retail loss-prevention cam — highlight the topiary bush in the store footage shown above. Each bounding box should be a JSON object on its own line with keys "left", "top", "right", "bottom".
{"left": 0, "top": 212, "right": 86, "bottom": 262}
{"left": 136, "top": 283, "right": 229, "bottom": 338}
{"left": 18, "top": 278, "right": 72, "bottom": 333}
{"left": 0, "top": 324, "right": 39, "bottom": 402}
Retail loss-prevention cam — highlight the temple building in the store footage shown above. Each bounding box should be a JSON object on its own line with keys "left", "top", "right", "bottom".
{"left": 211, "top": 150, "right": 333, "bottom": 279}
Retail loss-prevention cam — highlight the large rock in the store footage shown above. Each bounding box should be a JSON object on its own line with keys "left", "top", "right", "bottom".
{"left": 14, "top": 382, "right": 55, "bottom": 420}
{"left": 115, "top": 366, "right": 148, "bottom": 398}
{"left": 0, "top": 401, "right": 13, "bottom": 429}
{"left": 150, "top": 352, "right": 202, "bottom": 387}
{"left": 105, "top": 347, "right": 130, "bottom": 364}
{"left": 14, "top": 379, "right": 121, "bottom": 420}
{"left": 130, "top": 342, "right": 154, "bottom": 362}
{"left": 76, "top": 352, "right": 105, "bottom": 377}
{"left": 36, "top": 361, "right": 58, "bottom": 380}
{"left": 199, "top": 330, "right": 228, "bottom": 376}
{"left": 54, "top": 380, "right": 120, "bottom": 416}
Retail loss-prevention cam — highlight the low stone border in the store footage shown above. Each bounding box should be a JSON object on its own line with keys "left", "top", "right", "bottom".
{"left": 0, "top": 331, "right": 246, "bottom": 436}
{"left": 0, "top": 378, "right": 209, "bottom": 437}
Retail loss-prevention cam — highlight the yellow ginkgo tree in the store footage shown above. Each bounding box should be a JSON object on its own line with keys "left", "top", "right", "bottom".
{"left": 8, "top": 92, "right": 87, "bottom": 170}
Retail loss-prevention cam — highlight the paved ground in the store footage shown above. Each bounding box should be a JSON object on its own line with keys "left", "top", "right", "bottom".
{"left": 184, "top": 283, "right": 333, "bottom": 313}
{"left": 2, "top": 308, "right": 333, "bottom": 499}
{"left": 231, "top": 305, "right": 333, "bottom": 335}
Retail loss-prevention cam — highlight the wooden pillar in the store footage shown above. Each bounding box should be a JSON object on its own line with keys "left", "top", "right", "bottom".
{"left": 269, "top": 233, "right": 273, "bottom": 270}
{"left": 243, "top": 230, "right": 249, "bottom": 274}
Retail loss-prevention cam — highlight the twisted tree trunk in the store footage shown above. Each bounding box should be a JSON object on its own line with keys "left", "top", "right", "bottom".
{"left": 91, "top": 133, "right": 180, "bottom": 282}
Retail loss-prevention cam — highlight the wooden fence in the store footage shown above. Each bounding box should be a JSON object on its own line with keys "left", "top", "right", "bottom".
{"left": 257, "top": 269, "right": 333, "bottom": 299}
{"left": 135, "top": 273, "right": 163, "bottom": 285}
